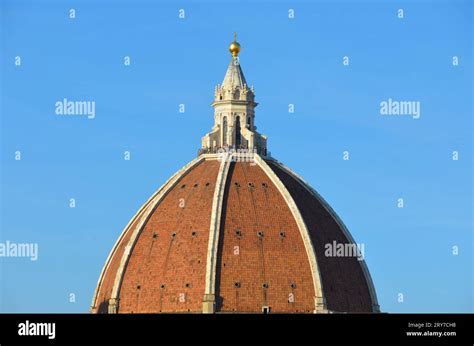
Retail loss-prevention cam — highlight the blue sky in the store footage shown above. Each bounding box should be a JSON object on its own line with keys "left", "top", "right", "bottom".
{"left": 1, "top": 0, "right": 472, "bottom": 312}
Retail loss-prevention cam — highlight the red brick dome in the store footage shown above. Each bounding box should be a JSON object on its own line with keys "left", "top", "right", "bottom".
{"left": 91, "top": 36, "right": 379, "bottom": 314}
{"left": 91, "top": 155, "right": 379, "bottom": 314}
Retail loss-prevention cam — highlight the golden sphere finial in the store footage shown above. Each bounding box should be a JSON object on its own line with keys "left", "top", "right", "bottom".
{"left": 229, "top": 32, "right": 240, "bottom": 57}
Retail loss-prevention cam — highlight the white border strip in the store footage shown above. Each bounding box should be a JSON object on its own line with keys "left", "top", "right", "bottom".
{"left": 203, "top": 153, "right": 231, "bottom": 311}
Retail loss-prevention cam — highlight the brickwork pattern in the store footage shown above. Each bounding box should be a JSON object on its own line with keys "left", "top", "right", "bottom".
{"left": 93, "top": 157, "right": 375, "bottom": 314}
{"left": 215, "top": 162, "right": 315, "bottom": 313}
{"left": 117, "top": 159, "right": 220, "bottom": 313}
{"left": 92, "top": 211, "right": 146, "bottom": 313}
{"left": 267, "top": 161, "right": 373, "bottom": 312}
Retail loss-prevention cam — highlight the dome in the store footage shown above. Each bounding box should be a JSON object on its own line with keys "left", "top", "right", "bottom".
{"left": 90, "top": 36, "right": 379, "bottom": 314}
{"left": 91, "top": 155, "right": 379, "bottom": 313}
